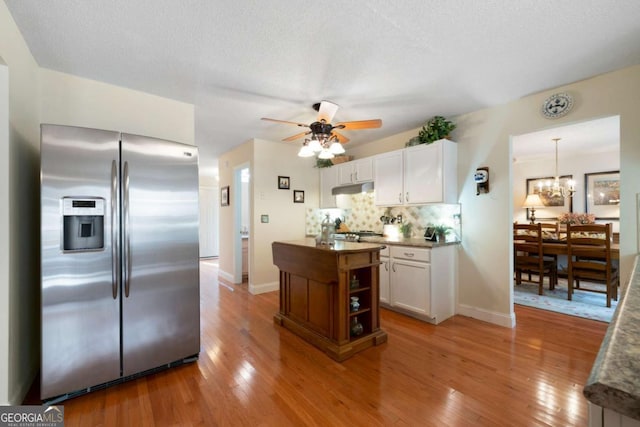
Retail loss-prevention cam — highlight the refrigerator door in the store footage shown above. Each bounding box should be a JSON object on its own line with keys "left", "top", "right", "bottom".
{"left": 41, "top": 125, "right": 121, "bottom": 399}
{"left": 121, "top": 134, "right": 200, "bottom": 376}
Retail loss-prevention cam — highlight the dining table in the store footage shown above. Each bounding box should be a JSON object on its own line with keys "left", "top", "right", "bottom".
{"left": 541, "top": 240, "right": 620, "bottom": 260}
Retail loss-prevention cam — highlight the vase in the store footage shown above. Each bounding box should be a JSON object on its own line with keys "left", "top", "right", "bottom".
{"left": 350, "top": 317, "right": 364, "bottom": 337}
{"left": 350, "top": 296, "right": 360, "bottom": 312}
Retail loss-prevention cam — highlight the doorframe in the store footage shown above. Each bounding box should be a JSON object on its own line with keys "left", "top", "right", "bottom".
{"left": 232, "top": 163, "right": 249, "bottom": 283}
{"left": 509, "top": 116, "right": 621, "bottom": 316}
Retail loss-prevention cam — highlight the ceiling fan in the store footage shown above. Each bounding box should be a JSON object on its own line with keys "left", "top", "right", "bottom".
{"left": 261, "top": 100, "right": 382, "bottom": 158}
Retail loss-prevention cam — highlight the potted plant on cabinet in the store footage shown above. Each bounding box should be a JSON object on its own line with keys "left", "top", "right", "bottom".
{"left": 408, "top": 116, "right": 456, "bottom": 146}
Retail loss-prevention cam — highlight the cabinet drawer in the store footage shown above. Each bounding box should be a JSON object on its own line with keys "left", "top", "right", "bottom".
{"left": 390, "top": 246, "right": 430, "bottom": 262}
{"left": 380, "top": 245, "right": 390, "bottom": 257}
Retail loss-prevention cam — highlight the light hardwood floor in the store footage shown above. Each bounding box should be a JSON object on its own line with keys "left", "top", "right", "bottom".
{"left": 29, "top": 259, "right": 608, "bottom": 426}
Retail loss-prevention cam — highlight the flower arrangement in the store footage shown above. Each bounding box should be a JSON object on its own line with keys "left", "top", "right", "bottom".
{"left": 557, "top": 212, "right": 596, "bottom": 224}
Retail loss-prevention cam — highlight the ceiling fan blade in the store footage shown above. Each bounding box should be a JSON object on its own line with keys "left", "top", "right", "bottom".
{"left": 282, "top": 131, "right": 311, "bottom": 142}
{"left": 331, "top": 131, "right": 350, "bottom": 144}
{"left": 261, "top": 117, "right": 309, "bottom": 127}
{"left": 334, "top": 119, "right": 382, "bottom": 130}
{"left": 317, "top": 100, "right": 339, "bottom": 123}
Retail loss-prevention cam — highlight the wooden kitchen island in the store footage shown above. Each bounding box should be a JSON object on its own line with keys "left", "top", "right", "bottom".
{"left": 272, "top": 239, "right": 387, "bottom": 361}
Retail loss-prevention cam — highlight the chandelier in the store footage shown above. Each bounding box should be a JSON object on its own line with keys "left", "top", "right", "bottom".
{"left": 297, "top": 120, "right": 345, "bottom": 159}
{"left": 538, "top": 138, "right": 576, "bottom": 198}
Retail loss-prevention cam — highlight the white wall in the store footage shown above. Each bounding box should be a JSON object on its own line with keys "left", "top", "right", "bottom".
{"left": 0, "top": 2, "right": 41, "bottom": 405}
{"left": 217, "top": 139, "right": 317, "bottom": 293}
{"left": 39, "top": 68, "right": 194, "bottom": 145}
{"left": 0, "top": 58, "right": 10, "bottom": 407}
{"left": 351, "top": 65, "right": 640, "bottom": 328}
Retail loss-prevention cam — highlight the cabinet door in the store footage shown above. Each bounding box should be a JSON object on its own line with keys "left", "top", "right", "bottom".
{"left": 354, "top": 158, "right": 373, "bottom": 182}
{"left": 379, "top": 256, "right": 390, "bottom": 304}
{"left": 374, "top": 150, "right": 403, "bottom": 206}
{"left": 337, "top": 162, "right": 354, "bottom": 185}
{"left": 404, "top": 143, "right": 442, "bottom": 204}
{"left": 319, "top": 167, "right": 338, "bottom": 208}
{"left": 390, "top": 259, "right": 431, "bottom": 316}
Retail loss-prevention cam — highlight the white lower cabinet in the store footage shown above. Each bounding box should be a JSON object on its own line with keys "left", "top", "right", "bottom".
{"left": 379, "top": 246, "right": 390, "bottom": 304}
{"left": 381, "top": 244, "right": 455, "bottom": 324}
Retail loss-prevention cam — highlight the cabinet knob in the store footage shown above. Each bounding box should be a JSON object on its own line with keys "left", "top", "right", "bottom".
{"left": 404, "top": 252, "right": 415, "bottom": 257}
{"left": 398, "top": 193, "right": 402, "bottom": 203}
{"left": 406, "top": 192, "right": 409, "bottom": 202}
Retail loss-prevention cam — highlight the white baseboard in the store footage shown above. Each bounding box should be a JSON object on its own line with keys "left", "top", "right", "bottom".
{"left": 249, "top": 281, "right": 278, "bottom": 295}
{"left": 457, "top": 304, "right": 516, "bottom": 328}
{"left": 217, "top": 269, "right": 234, "bottom": 284}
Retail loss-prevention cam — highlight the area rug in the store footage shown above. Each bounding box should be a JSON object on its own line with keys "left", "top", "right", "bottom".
{"left": 514, "top": 279, "right": 618, "bottom": 323}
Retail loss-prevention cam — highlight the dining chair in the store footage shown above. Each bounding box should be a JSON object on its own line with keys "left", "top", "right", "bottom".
{"left": 566, "top": 223, "right": 619, "bottom": 307}
{"left": 514, "top": 223, "right": 558, "bottom": 295}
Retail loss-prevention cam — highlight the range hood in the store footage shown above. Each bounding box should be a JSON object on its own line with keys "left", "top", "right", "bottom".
{"left": 331, "top": 181, "right": 374, "bottom": 195}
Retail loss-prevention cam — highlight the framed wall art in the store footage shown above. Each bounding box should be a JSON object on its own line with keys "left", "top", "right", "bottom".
{"left": 585, "top": 171, "right": 620, "bottom": 219}
{"left": 293, "top": 190, "right": 305, "bottom": 203}
{"left": 278, "top": 176, "right": 290, "bottom": 190}
{"left": 220, "top": 185, "right": 230, "bottom": 207}
{"left": 525, "top": 175, "right": 573, "bottom": 220}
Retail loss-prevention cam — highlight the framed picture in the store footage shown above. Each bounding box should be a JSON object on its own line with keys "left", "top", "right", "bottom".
{"left": 525, "top": 175, "right": 573, "bottom": 220}
{"left": 293, "top": 190, "right": 305, "bottom": 203}
{"left": 220, "top": 185, "right": 229, "bottom": 207}
{"left": 278, "top": 176, "right": 290, "bottom": 190}
{"left": 585, "top": 171, "right": 620, "bottom": 219}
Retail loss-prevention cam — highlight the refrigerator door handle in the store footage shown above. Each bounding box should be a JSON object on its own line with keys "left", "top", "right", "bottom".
{"left": 124, "top": 160, "right": 132, "bottom": 298}
{"left": 111, "top": 160, "right": 118, "bottom": 299}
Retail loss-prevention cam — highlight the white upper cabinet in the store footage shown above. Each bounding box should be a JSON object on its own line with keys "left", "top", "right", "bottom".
{"left": 374, "top": 139, "right": 457, "bottom": 206}
{"left": 337, "top": 157, "right": 374, "bottom": 185}
{"left": 319, "top": 166, "right": 338, "bottom": 208}
{"left": 373, "top": 150, "right": 404, "bottom": 205}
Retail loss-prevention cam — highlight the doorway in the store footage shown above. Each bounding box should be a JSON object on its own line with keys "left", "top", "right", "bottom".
{"left": 233, "top": 165, "right": 250, "bottom": 284}
{"left": 511, "top": 116, "right": 620, "bottom": 321}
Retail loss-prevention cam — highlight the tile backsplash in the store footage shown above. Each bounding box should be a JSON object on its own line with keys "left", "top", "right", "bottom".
{"left": 306, "top": 192, "right": 461, "bottom": 240}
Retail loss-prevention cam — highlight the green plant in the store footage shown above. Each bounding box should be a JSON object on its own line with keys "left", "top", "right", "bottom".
{"left": 315, "top": 158, "right": 334, "bottom": 168}
{"left": 417, "top": 116, "right": 456, "bottom": 145}
{"left": 432, "top": 224, "right": 451, "bottom": 235}
{"left": 400, "top": 222, "right": 413, "bottom": 238}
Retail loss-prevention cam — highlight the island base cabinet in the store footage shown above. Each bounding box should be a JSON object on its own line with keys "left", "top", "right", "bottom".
{"left": 272, "top": 240, "right": 387, "bottom": 361}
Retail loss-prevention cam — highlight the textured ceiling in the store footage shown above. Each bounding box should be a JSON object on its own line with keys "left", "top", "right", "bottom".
{"left": 5, "top": 0, "right": 640, "bottom": 175}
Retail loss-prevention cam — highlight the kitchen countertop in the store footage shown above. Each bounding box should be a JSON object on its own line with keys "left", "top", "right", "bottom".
{"left": 276, "top": 238, "right": 385, "bottom": 252}
{"left": 583, "top": 255, "right": 640, "bottom": 420}
{"left": 357, "top": 236, "right": 460, "bottom": 248}
{"left": 304, "top": 235, "right": 460, "bottom": 248}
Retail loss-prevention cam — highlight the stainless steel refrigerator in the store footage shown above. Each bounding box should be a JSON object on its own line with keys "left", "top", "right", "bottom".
{"left": 40, "top": 124, "right": 200, "bottom": 402}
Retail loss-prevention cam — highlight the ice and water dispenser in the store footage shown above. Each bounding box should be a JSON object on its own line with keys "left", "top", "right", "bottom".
{"left": 62, "top": 197, "right": 105, "bottom": 251}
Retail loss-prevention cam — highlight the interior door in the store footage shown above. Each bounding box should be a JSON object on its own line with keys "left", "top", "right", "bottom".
{"left": 121, "top": 134, "right": 200, "bottom": 376}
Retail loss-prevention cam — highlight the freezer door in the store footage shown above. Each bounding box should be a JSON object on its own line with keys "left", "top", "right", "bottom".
{"left": 121, "top": 134, "right": 200, "bottom": 376}
{"left": 40, "top": 125, "right": 121, "bottom": 399}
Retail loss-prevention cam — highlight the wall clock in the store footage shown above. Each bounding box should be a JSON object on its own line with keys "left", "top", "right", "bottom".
{"left": 541, "top": 92, "right": 574, "bottom": 119}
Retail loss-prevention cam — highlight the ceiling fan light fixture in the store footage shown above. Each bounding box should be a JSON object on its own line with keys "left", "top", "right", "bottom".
{"left": 308, "top": 137, "right": 323, "bottom": 152}
{"left": 329, "top": 141, "right": 345, "bottom": 155}
{"left": 318, "top": 149, "right": 334, "bottom": 159}
{"left": 297, "top": 142, "right": 314, "bottom": 158}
